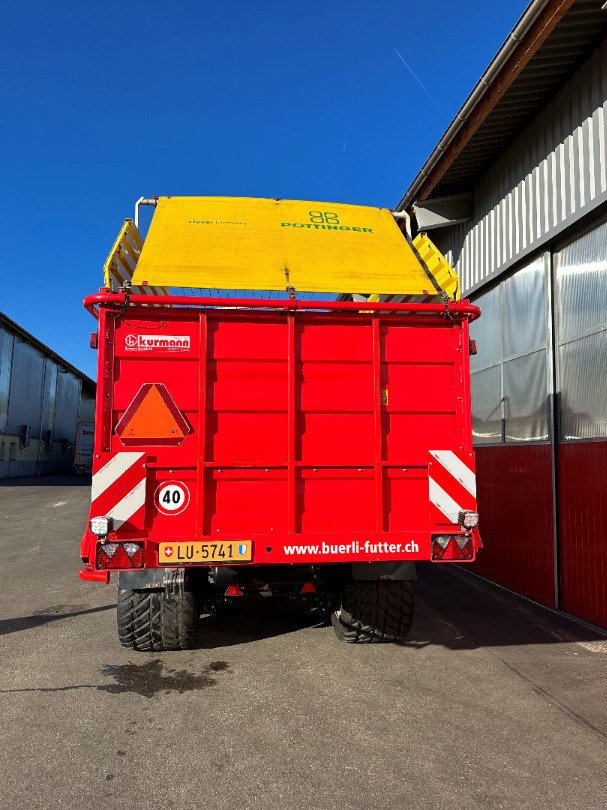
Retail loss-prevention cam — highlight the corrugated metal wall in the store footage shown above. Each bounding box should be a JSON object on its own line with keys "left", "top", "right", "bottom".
{"left": 80, "top": 394, "right": 96, "bottom": 423}
{"left": 553, "top": 219, "right": 607, "bottom": 628}
{"left": 467, "top": 254, "right": 556, "bottom": 608}
{"left": 558, "top": 442, "right": 607, "bottom": 628}
{"left": 434, "top": 39, "right": 607, "bottom": 290}
{"left": 427, "top": 36, "right": 607, "bottom": 630}
{"left": 0, "top": 324, "right": 94, "bottom": 479}
{"left": 53, "top": 372, "right": 81, "bottom": 440}
{"left": 465, "top": 210, "right": 607, "bottom": 629}
{"left": 6, "top": 340, "right": 46, "bottom": 435}
{"left": 474, "top": 445, "right": 555, "bottom": 608}
{"left": 0, "top": 328, "right": 14, "bottom": 433}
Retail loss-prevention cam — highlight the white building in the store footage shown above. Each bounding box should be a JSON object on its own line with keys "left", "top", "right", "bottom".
{"left": 396, "top": 0, "right": 607, "bottom": 629}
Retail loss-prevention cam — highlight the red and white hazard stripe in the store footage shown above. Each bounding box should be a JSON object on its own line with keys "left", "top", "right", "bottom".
{"left": 428, "top": 450, "right": 476, "bottom": 525}
{"left": 90, "top": 452, "right": 146, "bottom": 530}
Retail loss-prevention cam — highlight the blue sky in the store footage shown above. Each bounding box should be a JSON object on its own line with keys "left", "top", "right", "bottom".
{"left": 0, "top": 0, "right": 528, "bottom": 379}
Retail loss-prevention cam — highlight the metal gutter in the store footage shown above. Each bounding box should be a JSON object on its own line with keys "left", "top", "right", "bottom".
{"left": 396, "top": 0, "right": 574, "bottom": 212}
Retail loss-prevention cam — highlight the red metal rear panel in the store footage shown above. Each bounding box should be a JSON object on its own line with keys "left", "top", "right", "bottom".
{"left": 558, "top": 441, "right": 607, "bottom": 628}
{"left": 470, "top": 445, "right": 555, "bottom": 608}
{"left": 82, "top": 302, "right": 479, "bottom": 569}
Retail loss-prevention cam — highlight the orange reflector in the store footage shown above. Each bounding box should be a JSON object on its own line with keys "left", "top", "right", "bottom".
{"left": 116, "top": 383, "right": 191, "bottom": 445}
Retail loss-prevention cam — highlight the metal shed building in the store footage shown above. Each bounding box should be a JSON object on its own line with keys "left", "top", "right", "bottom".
{"left": 397, "top": 0, "right": 607, "bottom": 629}
{"left": 0, "top": 311, "right": 96, "bottom": 479}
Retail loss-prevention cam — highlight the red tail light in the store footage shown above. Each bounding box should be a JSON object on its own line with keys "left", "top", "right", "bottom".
{"left": 224, "top": 585, "right": 244, "bottom": 597}
{"left": 432, "top": 535, "right": 474, "bottom": 561}
{"left": 97, "top": 541, "right": 144, "bottom": 569}
{"left": 300, "top": 582, "right": 317, "bottom": 594}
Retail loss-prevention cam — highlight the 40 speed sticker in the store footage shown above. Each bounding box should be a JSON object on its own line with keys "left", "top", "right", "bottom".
{"left": 155, "top": 481, "right": 191, "bottom": 516}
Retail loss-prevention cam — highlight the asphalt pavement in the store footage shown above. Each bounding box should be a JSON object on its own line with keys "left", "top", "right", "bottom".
{"left": 0, "top": 476, "right": 606, "bottom": 809}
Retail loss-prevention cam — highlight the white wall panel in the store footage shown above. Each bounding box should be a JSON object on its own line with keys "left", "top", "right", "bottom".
{"left": 554, "top": 218, "right": 607, "bottom": 440}
{"left": 432, "top": 40, "right": 607, "bottom": 295}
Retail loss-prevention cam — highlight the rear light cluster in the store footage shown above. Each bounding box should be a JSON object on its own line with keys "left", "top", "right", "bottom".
{"left": 97, "top": 541, "right": 144, "bottom": 569}
{"left": 432, "top": 534, "right": 474, "bottom": 561}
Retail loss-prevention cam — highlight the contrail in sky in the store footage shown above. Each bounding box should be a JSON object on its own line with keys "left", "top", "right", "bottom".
{"left": 394, "top": 48, "right": 445, "bottom": 117}
{"left": 342, "top": 129, "right": 350, "bottom": 153}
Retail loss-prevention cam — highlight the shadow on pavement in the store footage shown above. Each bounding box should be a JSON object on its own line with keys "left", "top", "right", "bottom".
{"left": 186, "top": 567, "right": 607, "bottom": 652}
{"left": 1, "top": 566, "right": 603, "bottom": 652}
{"left": 192, "top": 604, "right": 326, "bottom": 649}
{"left": 406, "top": 563, "right": 606, "bottom": 651}
{"left": 0, "top": 599, "right": 319, "bottom": 648}
{"left": 186, "top": 566, "right": 606, "bottom": 652}
{"left": 0, "top": 604, "right": 115, "bottom": 636}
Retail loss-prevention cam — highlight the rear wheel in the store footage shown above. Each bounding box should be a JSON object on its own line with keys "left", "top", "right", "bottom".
{"left": 331, "top": 580, "right": 415, "bottom": 643}
{"left": 117, "top": 588, "right": 196, "bottom": 651}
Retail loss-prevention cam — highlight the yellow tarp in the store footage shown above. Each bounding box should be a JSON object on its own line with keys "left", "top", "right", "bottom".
{"left": 132, "top": 196, "right": 445, "bottom": 295}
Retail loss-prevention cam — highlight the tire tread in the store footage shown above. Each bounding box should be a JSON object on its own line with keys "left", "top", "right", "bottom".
{"left": 117, "top": 589, "right": 196, "bottom": 651}
{"left": 332, "top": 581, "right": 415, "bottom": 644}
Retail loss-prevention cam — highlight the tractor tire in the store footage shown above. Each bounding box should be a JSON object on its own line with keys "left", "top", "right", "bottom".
{"left": 331, "top": 580, "right": 415, "bottom": 644}
{"left": 117, "top": 588, "right": 196, "bottom": 651}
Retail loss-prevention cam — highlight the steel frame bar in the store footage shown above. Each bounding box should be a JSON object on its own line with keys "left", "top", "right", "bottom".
{"left": 84, "top": 291, "right": 480, "bottom": 320}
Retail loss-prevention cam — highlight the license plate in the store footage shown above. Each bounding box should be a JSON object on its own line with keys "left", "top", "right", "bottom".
{"left": 158, "top": 541, "right": 252, "bottom": 564}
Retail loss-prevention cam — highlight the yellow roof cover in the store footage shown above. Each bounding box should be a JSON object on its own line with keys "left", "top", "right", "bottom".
{"left": 132, "top": 196, "right": 445, "bottom": 296}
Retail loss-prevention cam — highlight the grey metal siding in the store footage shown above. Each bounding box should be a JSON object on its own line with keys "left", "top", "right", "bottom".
{"left": 7, "top": 339, "right": 45, "bottom": 436}
{"left": 554, "top": 217, "right": 607, "bottom": 440}
{"left": 432, "top": 38, "right": 607, "bottom": 295}
{"left": 53, "top": 372, "right": 81, "bottom": 441}
{"left": 0, "top": 328, "right": 14, "bottom": 433}
{"left": 79, "top": 393, "right": 96, "bottom": 423}
{"left": 0, "top": 318, "right": 95, "bottom": 479}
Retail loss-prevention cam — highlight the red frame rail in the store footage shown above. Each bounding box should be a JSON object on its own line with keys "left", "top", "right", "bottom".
{"left": 84, "top": 290, "right": 480, "bottom": 320}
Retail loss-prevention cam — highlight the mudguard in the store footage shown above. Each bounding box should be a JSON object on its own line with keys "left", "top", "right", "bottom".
{"left": 351, "top": 561, "right": 416, "bottom": 581}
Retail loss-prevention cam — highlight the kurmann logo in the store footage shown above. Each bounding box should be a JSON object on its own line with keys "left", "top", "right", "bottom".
{"left": 124, "top": 334, "right": 191, "bottom": 352}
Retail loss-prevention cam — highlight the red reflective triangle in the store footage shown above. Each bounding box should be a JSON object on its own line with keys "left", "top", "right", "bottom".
{"left": 116, "top": 383, "right": 191, "bottom": 445}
